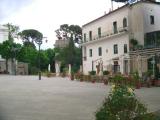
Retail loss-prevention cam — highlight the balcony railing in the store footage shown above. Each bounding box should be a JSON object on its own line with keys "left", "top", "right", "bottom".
{"left": 82, "top": 27, "right": 128, "bottom": 44}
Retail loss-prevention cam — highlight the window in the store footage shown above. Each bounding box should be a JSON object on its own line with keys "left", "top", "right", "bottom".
{"left": 89, "top": 31, "right": 92, "bottom": 41}
{"left": 83, "top": 46, "right": 86, "bottom": 56}
{"left": 83, "top": 33, "right": 86, "bottom": 42}
{"left": 113, "top": 21, "right": 118, "bottom": 34}
{"left": 83, "top": 46, "right": 87, "bottom": 61}
{"left": 124, "top": 44, "right": 128, "bottom": 53}
{"left": 123, "top": 18, "right": 127, "bottom": 28}
{"left": 150, "top": 15, "right": 154, "bottom": 25}
{"left": 114, "top": 44, "right": 118, "bottom": 54}
{"left": 98, "top": 27, "right": 101, "bottom": 38}
{"left": 89, "top": 49, "right": 92, "bottom": 57}
{"left": 98, "top": 47, "right": 102, "bottom": 56}
{"left": 145, "top": 31, "right": 160, "bottom": 48}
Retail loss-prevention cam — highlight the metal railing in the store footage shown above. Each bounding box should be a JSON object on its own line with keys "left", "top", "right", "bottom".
{"left": 82, "top": 27, "right": 128, "bottom": 44}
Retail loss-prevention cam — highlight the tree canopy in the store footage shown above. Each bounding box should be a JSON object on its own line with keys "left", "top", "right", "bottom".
{"left": 3, "top": 23, "right": 19, "bottom": 41}
{"left": 18, "top": 29, "right": 43, "bottom": 46}
{"left": 55, "top": 24, "right": 82, "bottom": 44}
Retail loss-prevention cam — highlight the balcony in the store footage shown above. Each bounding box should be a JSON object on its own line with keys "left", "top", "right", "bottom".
{"left": 81, "top": 27, "right": 128, "bottom": 45}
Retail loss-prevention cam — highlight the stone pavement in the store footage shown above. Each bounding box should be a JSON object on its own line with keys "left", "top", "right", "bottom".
{"left": 0, "top": 75, "right": 159, "bottom": 120}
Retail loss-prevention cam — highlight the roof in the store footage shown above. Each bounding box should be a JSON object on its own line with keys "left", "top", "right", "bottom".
{"left": 82, "top": 0, "right": 160, "bottom": 28}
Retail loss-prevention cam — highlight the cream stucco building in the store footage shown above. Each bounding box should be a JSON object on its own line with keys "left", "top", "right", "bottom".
{"left": 0, "top": 25, "right": 9, "bottom": 72}
{"left": 0, "top": 25, "right": 28, "bottom": 75}
{"left": 0, "top": 25, "right": 8, "bottom": 43}
{"left": 81, "top": 0, "right": 160, "bottom": 76}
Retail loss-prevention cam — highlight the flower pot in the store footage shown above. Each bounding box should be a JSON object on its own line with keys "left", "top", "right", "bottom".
{"left": 155, "top": 80, "right": 160, "bottom": 87}
{"left": 136, "top": 82, "right": 141, "bottom": 89}
{"left": 103, "top": 78, "right": 108, "bottom": 85}
{"left": 70, "top": 75, "right": 74, "bottom": 80}
{"left": 92, "top": 80, "right": 95, "bottom": 83}
{"left": 104, "top": 80, "right": 108, "bottom": 85}
{"left": 80, "top": 78, "right": 83, "bottom": 82}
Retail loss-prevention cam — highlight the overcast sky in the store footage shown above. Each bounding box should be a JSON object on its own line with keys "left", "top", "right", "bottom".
{"left": 0, "top": 0, "right": 123, "bottom": 49}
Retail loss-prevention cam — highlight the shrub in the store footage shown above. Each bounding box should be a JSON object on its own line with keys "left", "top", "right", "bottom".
{"left": 103, "top": 70, "right": 110, "bottom": 75}
{"left": 95, "top": 85, "right": 148, "bottom": 120}
{"left": 46, "top": 71, "right": 52, "bottom": 77}
{"left": 109, "top": 74, "right": 126, "bottom": 85}
{"left": 29, "top": 66, "right": 39, "bottom": 75}
{"left": 89, "top": 71, "right": 96, "bottom": 75}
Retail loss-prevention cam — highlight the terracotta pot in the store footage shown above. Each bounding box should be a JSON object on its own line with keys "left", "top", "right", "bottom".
{"left": 136, "top": 82, "right": 141, "bottom": 89}
{"left": 80, "top": 79, "right": 83, "bottom": 82}
{"left": 155, "top": 80, "right": 160, "bottom": 87}
{"left": 103, "top": 80, "right": 108, "bottom": 85}
{"left": 151, "top": 80, "right": 156, "bottom": 86}
{"left": 70, "top": 75, "right": 74, "bottom": 80}
{"left": 92, "top": 80, "right": 95, "bottom": 83}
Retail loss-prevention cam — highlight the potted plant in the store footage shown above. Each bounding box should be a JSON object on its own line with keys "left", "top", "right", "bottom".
{"left": 103, "top": 77, "right": 108, "bottom": 85}
{"left": 89, "top": 71, "right": 96, "bottom": 83}
{"left": 130, "top": 38, "right": 138, "bottom": 51}
{"left": 92, "top": 75, "right": 98, "bottom": 83}
{"left": 103, "top": 70, "right": 109, "bottom": 75}
{"left": 89, "top": 71, "right": 96, "bottom": 75}
{"left": 103, "top": 70, "right": 109, "bottom": 85}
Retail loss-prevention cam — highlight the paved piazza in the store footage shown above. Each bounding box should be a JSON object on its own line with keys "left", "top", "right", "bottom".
{"left": 0, "top": 75, "right": 159, "bottom": 120}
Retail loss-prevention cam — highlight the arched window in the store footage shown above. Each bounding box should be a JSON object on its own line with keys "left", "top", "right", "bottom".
{"left": 123, "top": 18, "right": 127, "bottom": 28}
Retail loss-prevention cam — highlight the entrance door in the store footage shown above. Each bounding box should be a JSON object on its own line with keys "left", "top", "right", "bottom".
{"left": 113, "top": 61, "right": 120, "bottom": 73}
{"left": 124, "top": 60, "right": 128, "bottom": 74}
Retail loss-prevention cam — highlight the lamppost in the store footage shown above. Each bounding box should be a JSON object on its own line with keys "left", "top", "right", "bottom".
{"left": 35, "top": 37, "right": 47, "bottom": 80}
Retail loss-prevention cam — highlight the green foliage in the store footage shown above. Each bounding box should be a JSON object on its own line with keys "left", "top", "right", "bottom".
{"left": 133, "top": 71, "right": 140, "bottom": 82}
{"left": 39, "top": 50, "right": 49, "bottom": 71}
{"left": 89, "top": 71, "right": 96, "bottom": 75}
{"left": 29, "top": 66, "right": 39, "bottom": 75}
{"left": 130, "top": 39, "right": 138, "bottom": 46}
{"left": 3, "top": 23, "right": 19, "bottom": 41}
{"left": 0, "top": 40, "right": 13, "bottom": 59}
{"left": 45, "top": 48, "right": 55, "bottom": 72}
{"left": 18, "top": 45, "right": 37, "bottom": 65}
{"left": 19, "top": 29, "right": 43, "bottom": 45}
{"left": 109, "top": 74, "right": 126, "bottom": 85}
{"left": 0, "top": 23, "right": 20, "bottom": 72}
{"left": 17, "top": 45, "right": 54, "bottom": 74}
{"left": 54, "top": 24, "right": 82, "bottom": 73}
{"left": 95, "top": 85, "right": 147, "bottom": 120}
{"left": 55, "top": 24, "right": 82, "bottom": 44}
{"left": 103, "top": 70, "right": 110, "bottom": 75}
{"left": 54, "top": 38, "right": 82, "bottom": 73}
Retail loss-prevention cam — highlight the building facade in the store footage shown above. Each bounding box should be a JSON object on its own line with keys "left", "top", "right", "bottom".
{"left": 0, "top": 25, "right": 28, "bottom": 75}
{"left": 81, "top": 1, "right": 160, "bottom": 76}
{"left": 0, "top": 25, "right": 8, "bottom": 73}
{"left": 54, "top": 39, "right": 70, "bottom": 48}
{"left": 0, "top": 25, "right": 8, "bottom": 43}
